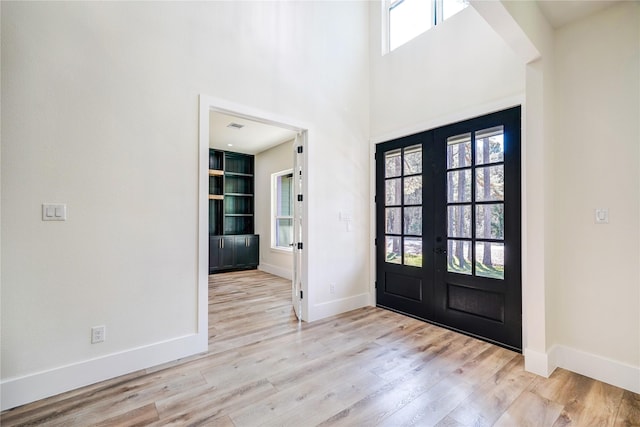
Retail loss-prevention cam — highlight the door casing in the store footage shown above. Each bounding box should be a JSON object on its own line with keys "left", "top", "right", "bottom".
{"left": 375, "top": 106, "right": 522, "bottom": 351}
{"left": 199, "top": 95, "right": 311, "bottom": 342}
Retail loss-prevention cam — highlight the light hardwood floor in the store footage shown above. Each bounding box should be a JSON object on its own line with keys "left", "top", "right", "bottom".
{"left": 2, "top": 270, "right": 639, "bottom": 426}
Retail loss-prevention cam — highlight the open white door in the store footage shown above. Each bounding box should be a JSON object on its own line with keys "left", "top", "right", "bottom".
{"left": 292, "top": 132, "right": 304, "bottom": 320}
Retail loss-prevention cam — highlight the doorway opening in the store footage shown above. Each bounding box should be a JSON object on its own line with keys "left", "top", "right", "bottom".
{"left": 198, "top": 95, "right": 309, "bottom": 346}
{"left": 376, "top": 106, "right": 522, "bottom": 351}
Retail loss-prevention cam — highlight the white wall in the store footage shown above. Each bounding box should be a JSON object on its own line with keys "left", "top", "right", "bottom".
{"left": 368, "top": 0, "right": 527, "bottom": 331}
{"left": 370, "top": 0, "right": 640, "bottom": 393}
{"left": 255, "top": 140, "right": 294, "bottom": 280}
{"left": 3, "top": 0, "right": 637, "bottom": 411}
{"left": 1, "top": 0, "right": 370, "bottom": 409}
{"left": 549, "top": 1, "right": 640, "bottom": 381}
{"left": 500, "top": 0, "right": 640, "bottom": 392}
{"left": 370, "top": 5, "right": 525, "bottom": 139}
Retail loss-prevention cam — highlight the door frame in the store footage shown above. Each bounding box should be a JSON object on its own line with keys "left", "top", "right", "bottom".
{"left": 198, "top": 95, "right": 310, "bottom": 344}
{"left": 292, "top": 133, "right": 305, "bottom": 320}
{"left": 374, "top": 106, "right": 521, "bottom": 351}
{"left": 431, "top": 106, "right": 522, "bottom": 350}
{"left": 369, "top": 98, "right": 526, "bottom": 346}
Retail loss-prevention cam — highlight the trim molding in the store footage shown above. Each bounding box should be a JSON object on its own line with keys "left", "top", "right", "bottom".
{"left": 309, "top": 293, "right": 370, "bottom": 322}
{"left": 0, "top": 334, "right": 206, "bottom": 411}
{"left": 548, "top": 345, "right": 640, "bottom": 394}
{"left": 524, "top": 347, "right": 554, "bottom": 377}
{"left": 370, "top": 95, "right": 524, "bottom": 145}
{"left": 199, "top": 94, "right": 311, "bottom": 322}
{"left": 259, "top": 263, "right": 293, "bottom": 280}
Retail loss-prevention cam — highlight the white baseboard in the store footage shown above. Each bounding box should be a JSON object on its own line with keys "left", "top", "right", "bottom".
{"left": 546, "top": 344, "right": 640, "bottom": 394}
{"left": 309, "top": 292, "right": 370, "bottom": 322}
{"left": 524, "top": 347, "right": 554, "bottom": 378}
{"left": 258, "top": 263, "right": 293, "bottom": 280}
{"left": 0, "top": 333, "right": 207, "bottom": 411}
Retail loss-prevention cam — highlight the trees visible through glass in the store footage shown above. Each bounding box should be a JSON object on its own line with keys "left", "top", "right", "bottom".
{"left": 384, "top": 145, "right": 422, "bottom": 267}
{"left": 447, "top": 127, "right": 505, "bottom": 279}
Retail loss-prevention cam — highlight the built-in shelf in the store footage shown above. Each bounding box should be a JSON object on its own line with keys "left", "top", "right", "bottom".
{"left": 209, "top": 148, "right": 258, "bottom": 273}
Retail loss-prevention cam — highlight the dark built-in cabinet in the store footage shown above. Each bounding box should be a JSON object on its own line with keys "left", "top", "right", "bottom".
{"left": 209, "top": 149, "right": 259, "bottom": 273}
{"left": 209, "top": 235, "right": 259, "bottom": 271}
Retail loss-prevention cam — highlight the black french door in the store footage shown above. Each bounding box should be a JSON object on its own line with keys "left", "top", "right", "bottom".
{"left": 376, "top": 106, "right": 522, "bottom": 351}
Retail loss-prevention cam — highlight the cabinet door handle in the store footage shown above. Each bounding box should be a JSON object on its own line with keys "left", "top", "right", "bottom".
{"left": 221, "top": 239, "right": 224, "bottom": 249}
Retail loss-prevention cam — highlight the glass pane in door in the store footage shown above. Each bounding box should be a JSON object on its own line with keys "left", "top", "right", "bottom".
{"left": 383, "top": 144, "right": 423, "bottom": 268}
{"left": 386, "top": 178, "right": 402, "bottom": 205}
{"left": 447, "top": 240, "right": 471, "bottom": 275}
{"left": 475, "top": 242, "right": 504, "bottom": 279}
{"left": 476, "top": 204, "right": 504, "bottom": 239}
{"left": 386, "top": 236, "right": 402, "bottom": 264}
{"left": 404, "top": 206, "right": 422, "bottom": 235}
{"left": 475, "top": 126, "right": 504, "bottom": 165}
{"left": 475, "top": 165, "right": 504, "bottom": 202}
{"left": 404, "top": 237, "right": 422, "bottom": 267}
{"left": 386, "top": 208, "right": 401, "bottom": 234}
{"left": 404, "top": 144, "right": 422, "bottom": 174}
{"left": 447, "top": 170, "right": 471, "bottom": 203}
{"left": 385, "top": 149, "right": 402, "bottom": 177}
{"left": 447, "top": 133, "right": 472, "bottom": 168}
{"left": 448, "top": 205, "right": 471, "bottom": 238}
{"left": 404, "top": 176, "right": 422, "bottom": 205}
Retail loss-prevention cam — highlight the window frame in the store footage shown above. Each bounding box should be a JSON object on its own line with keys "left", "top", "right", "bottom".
{"left": 383, "top": 0, "right": 469, "bottom": 54}
{"left": 271, "top": 169, "right": 294, "bottom": 252}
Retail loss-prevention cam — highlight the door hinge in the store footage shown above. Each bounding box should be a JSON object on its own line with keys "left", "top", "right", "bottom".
{"left": 300, "top": 290, "right": 304, "bottom": 299}
{"left": 374, "top": 238, "right": 377, "bottom": 246}
{"left": 297, "top": 194, "right": 303, "bottom": 202}
{"left": 374, "top": 195, "right": 377, "bottom": 203}
{"left": 375, "top": 281, "right": 377, "bottom": 289}
{"left": 297, "top": 146, "right": 303, "bottom": 154}
{"left": 297, "top": 242, "right": 303, "bottom": 250}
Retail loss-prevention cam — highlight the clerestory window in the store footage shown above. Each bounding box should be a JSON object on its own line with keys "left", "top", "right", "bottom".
{"left": 385, "top": 0, "right": 469, "bottom": 53}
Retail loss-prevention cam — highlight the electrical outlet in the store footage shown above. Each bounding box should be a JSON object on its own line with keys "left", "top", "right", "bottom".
{"left": 595, "top": 208, "right": 609, "bottom": 224}
{"left": 330, "top": 283, "right": 336, "bottom": 294}
{"left": 91, "top": 326, "right": 105, "bottom": 344}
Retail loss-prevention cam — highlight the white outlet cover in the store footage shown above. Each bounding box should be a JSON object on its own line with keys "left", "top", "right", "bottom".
{"left": 91, "top": 326, "right": 105, "bottom": 344}
{"left": 595, "top": 208, "right": 609, "bottom": 224}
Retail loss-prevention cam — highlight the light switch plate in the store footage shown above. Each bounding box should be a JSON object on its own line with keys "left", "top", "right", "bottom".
{"left": 339, "top": 211, "right": 353, "bottom": 221}
{"left": 595, "top": 208, "right": 608, "bottom": 224}
{"left": 42, "top": 203, "right": 67, "bottom": 221}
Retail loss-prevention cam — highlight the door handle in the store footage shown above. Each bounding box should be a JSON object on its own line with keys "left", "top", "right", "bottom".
{"left": 434, "top": 247, "right": 447, "bottom": 255}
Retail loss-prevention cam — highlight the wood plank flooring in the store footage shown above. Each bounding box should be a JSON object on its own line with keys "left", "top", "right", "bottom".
{"left": 2, "top": 269, "right": 639, "bottom": 426}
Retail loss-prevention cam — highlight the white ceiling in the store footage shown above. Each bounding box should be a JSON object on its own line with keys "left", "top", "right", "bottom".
{"left": 209, "top": 111, "right": 298, "bottom": 155}
{"left": 536, "top": 0, "right": 618, "bottom": 28}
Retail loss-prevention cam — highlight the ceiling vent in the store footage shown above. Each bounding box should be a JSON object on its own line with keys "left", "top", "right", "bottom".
{"left": 227, "top": 122, "right": 245, "bottom": 130}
